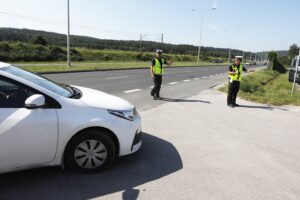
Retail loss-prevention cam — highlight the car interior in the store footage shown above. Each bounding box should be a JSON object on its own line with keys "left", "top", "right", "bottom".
{"left": 0, "top": 78, "right": 35, "bottom": 108}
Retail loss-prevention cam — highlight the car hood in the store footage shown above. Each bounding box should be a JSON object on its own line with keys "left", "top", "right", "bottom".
{"left": 76, "top": 86, "right": 134, "bottom": 110}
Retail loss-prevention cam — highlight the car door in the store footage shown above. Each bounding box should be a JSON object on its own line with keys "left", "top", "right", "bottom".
{"left": 0, "top": 76, "right": 59, "bottom": 171}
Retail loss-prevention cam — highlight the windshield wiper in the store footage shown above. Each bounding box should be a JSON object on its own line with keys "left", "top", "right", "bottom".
{"left": 61, "top": 84, "right": 81, "bottom": 99}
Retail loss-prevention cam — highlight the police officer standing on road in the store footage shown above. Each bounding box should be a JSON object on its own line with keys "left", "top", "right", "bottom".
{"left": 150, "top": 49, "right": 172, "bottom": 100}
{"left": 227, "top": 56, "right": 255, "bottom": 107}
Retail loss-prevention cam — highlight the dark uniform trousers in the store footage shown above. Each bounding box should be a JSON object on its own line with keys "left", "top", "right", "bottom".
{"left": 227, "top": 80, "right": 240, "bottom": 105}
{"left": 151, "top": 75, "right": 162, "bottom": 97}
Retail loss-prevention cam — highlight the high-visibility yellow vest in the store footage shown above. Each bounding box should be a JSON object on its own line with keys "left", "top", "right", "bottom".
{"left": 153, "top": 58, "right": 165, "bottom": 75}
{"left": 229, "top": 64, "right": 244, "bottom": 81}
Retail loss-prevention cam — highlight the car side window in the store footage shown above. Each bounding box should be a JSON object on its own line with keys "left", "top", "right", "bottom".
{"left": 0, "top": 77, "right": 36, "bottom": 108}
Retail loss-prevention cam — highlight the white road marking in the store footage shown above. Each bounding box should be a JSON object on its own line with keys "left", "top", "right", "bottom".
{"left": 168, "top": 82, "right": 178, "bottom": 85}
{"left": 183, "top": 79, "right": 191, "bottom": 82}
{"left": 184, "top": 71, "right": 192, "bottom": 73}
{"left": 202, "top": 76, "right": 207, "bottom": 79}
{"left": 105, "top": 76, "right": 128, "bottom": 80}
{"left": 150, "top": 85, "right": 163, "bottom": 88}
{"left": 124, "top": 89, "right": 141, "bottom": 93}
{"left": 194, "top": 78, "right": 200, "bottom": 80}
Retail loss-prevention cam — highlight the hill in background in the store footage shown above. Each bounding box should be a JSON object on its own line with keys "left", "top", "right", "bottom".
{"left": 0, "top": 27, "right": 252, "bottom": 57}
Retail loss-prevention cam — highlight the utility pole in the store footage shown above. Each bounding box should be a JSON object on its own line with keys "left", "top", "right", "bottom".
{"left": 228, "top": 49, "right": 231, "bottom": 65}
{"left": 161, "top": 33, "right": 164, "bottom": 49}
{"left": 139, "top": 34, "right": 147, "bottom": 53}
{"left": 67, "top": 0, "right": 71, "bottom": 67}
{"left": 242, "top": 51, "right": 245, "bottom": 63}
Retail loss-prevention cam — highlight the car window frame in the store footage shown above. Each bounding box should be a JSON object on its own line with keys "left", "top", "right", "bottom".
{"left": 0, "top": 75, "right": 61, "bottom": 109}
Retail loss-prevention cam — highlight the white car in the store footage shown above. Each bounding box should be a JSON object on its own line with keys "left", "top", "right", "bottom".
{"left": 0, "top": 62, "right": 142, "bottom": 174}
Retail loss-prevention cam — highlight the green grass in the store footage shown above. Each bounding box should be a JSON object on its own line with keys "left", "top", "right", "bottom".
{"left": 219, "top": 70, "right": 300, "bottom": 106}
{"left": 14, "top": 61, "right": 224, "bottom": 73}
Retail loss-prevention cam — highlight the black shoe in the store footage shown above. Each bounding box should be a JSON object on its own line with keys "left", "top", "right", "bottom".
{"left": 233, "top": 103, "right": 240, "bottom": 107}
{"left": 228, "top": 104, "right": 235, "bottom": 108}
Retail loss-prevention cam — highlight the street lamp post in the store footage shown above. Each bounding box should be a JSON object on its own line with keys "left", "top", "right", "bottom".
{"left": 193, "top": 3, "right": 217, "bottom": 63}
{"left": 67, "top": 0, "right": 71, "bottom": 67}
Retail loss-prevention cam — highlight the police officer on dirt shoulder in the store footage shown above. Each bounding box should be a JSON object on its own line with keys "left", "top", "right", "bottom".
{"left": 227, "top": 56, "right": 255, "bottom": 107}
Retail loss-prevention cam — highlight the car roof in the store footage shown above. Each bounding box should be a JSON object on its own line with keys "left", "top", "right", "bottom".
{"left": 0, "top": 62, "right": 10, "bottom": 68}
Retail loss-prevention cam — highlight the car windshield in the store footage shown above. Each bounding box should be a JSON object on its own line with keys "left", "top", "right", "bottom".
{"left": 0, "top": 65, "right": 73, "bottom": 97}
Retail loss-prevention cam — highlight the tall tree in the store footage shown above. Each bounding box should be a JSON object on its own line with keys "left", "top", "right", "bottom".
{"left": 288, "top": 44, "right": 299, "bottom": 58}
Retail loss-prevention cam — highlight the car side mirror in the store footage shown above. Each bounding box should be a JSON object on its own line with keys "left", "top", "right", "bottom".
{"left": 25, "top": 94, "right": 46, "bottom": 109}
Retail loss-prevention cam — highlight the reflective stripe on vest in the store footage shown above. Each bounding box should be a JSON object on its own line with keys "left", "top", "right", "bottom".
{"left": 229, "top": 64, "right": 243, "bottom": 81}
{"left": 153, "top": 58, "right": 165, "bottom": 75}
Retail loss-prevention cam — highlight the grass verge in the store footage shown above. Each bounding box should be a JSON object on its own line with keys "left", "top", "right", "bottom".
{"left": 14, "top": 61, "right": 224, "bottom": 73}
{"left": 219, "top": 70, "right": 300, "bottom": 106}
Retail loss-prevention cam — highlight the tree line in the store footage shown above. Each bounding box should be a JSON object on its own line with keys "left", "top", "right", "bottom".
{"left": 0, "top": 28, "right": 252, "bottom": 60}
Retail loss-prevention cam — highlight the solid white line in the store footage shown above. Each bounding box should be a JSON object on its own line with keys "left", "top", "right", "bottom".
{"left": 202, "top": 76, "right": 207, "bottom": 79}
{"left": 124, "top": 89, "right": 141, "bottom": 93}
{"left": 183, "top": 79, "right": 191, "bottom": 82}
{"left": 168, "top": 82, "right": 178, "bottom": 85}
{"left": 105, "top": 76, "right": 128, "bottom": 80}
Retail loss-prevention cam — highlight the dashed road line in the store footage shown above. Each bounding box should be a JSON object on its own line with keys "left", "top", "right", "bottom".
{"left": 124, "top": 89, "right": 141, "bottom": 93}
{"left": 168, "top": 82, "right": 178, "bottom": 85}
{"left": 194, "top": 78, "right": 200, "bottom": 80}
{"left": 183, "top": 79, "right": 191, "bottom": 82}
{"left": 202, "top": 76, "right": 207, "bottom": 79}
{"left": 105, "top": 76, "right": 128, "bottom": 80}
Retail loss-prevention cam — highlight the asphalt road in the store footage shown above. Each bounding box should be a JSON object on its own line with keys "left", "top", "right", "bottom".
{"left": 0, "top": 64, "right": 267, "bottom": 200}
{"left": 44, "top": 65, "right": 231, "bottom": 111}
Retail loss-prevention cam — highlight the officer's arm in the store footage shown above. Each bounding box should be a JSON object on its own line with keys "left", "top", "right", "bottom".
{"left": 244, "top": 66, "right": 255, "bottom": 73}
{"left": 227, "top": 71, "right": 236, "bottom": 75}
{"left": 246, "top": 69, "right": 256, "bottom": 73}
{"left": 163, "top": 57, "right": 172, "bottom": 67}
{"left": 150, "top": 65, "right": 154, "bottom": 77}
{"left": 227, "top": 66, "right": 236, "bottom": 75}
{"left": 166, "top": 60, "right": 172, "bottom": 67}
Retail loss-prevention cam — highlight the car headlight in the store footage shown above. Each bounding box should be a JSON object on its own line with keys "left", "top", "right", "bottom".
{"left": 108, "top": 107, "right": 138, "bottom": 121}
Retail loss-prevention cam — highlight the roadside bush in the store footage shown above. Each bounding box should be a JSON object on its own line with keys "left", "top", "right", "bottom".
{"left": 267, "top": 51, "right": 287, "bottom": 73}
{"left": 240, "top": 70, "right": 280, "bottom": 93}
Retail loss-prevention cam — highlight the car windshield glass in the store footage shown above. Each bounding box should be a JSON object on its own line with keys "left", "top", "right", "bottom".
{"left": 0, "top": 66, "right": 72, "bottom": 97}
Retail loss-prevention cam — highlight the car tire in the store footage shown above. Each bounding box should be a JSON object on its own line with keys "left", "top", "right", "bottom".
{"left": 65, "top": 130, "right": 116, "bottom": 173}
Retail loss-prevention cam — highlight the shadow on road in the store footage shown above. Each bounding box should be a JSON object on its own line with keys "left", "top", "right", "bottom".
{"left": 238, "top": 104, "right": 289, "bottom": 111}
{"left": 239, "top": 105, "right": 274, "bottom": 110}
{"left": 0, "top": 133, "right": 183, "bottom": 200}
{"left": 160, "top": 97, "right": 211, "bottom": 104}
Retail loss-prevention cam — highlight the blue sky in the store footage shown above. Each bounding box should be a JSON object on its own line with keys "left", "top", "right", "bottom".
{"left": 0, "top": 0, "right": 299, "bottom": 52}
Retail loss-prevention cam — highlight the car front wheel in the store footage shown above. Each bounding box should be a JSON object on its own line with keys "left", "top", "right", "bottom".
{"left": 65, "top": 130, "right": 116, "bottom": 173}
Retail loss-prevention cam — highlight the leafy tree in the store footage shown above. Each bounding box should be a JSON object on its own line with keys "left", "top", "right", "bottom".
{"left": 288, "top": 44, "right": 299, "bottom": 58}
{"left": 31, "top": 36, "right": 48, "bottom": 46}
{"left": 267, "top": 51, "right": 286, "bottom": 73}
